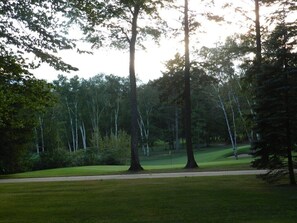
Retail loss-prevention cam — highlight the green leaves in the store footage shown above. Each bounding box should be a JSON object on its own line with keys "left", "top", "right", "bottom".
{"left": 1, "top": 0, "right": 77, "bottom": 73}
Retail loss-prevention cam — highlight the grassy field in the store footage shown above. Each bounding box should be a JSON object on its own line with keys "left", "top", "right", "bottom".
{"left": 0, "top": 145, "right": 253, "bottom": 179}
{"left": 0, "top": 175, "right": 296, "bottom": 223}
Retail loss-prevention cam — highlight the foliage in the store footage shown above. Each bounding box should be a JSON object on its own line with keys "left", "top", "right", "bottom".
{"left": 99, "top": 130, "right": 130, "bottom": 165}
{"left": 0, "top": 57, "right": 55, "bottom": 174}
{"left": 0, "top": 0, "right": 79, "bottom": 174}
{"left": 0, "top": 0, "right": 77, "bottom": 72}
{"left": 251, "top": 4, "right": 297, "bottom": 184}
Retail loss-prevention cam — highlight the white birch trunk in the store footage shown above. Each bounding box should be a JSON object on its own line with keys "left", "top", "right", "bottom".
{"left": 39, "top": 116, "right": 45, "bottom": 152}
{"left": 214, "top": 85, "right": 236, "bottom": 159}
{"left": 34, "top": 128, "right": 39, "bottom": 154}
{"left": 80, "top": 121, "right": 87, "bottom": 150}
{"left": 66, "top": 98, "right": 75, "bottom": 152}
{"left": 74, "top": 102, "right": 78, "bottom": 151}
{"left": 175, "top": 106, "right": 180, "bottom": 151}
{"left": 228, "top": 92, "right": 238, "bottom": 159}
{"left": 137, "top": 113, "right": 146, "bottom": 156}
{"left": 114, "top": 99, "right": 120, "bottom": 138}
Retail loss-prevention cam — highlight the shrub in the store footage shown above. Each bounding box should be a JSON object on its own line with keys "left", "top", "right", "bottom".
{"left": 33, "top": 148, "right": 71, "bottom": 170}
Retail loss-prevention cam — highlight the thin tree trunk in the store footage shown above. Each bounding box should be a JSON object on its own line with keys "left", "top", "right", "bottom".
{"left": 145, "top": 111, "right": 150, "bottom": 156}
{"left": 66, "top": 98, "right": 75, "bottom": 152}
{"left": 34, "top": 128, "right": 39, "bottom": 154}
{"left": 215, "top": 86, "right": 236, "bottom": 157}
{"left": 255, "top": 0, "right": 262, "bottom": 66}
{"left": 283, "top": 27, "right": 296, "bottom": 185}
{"left": 219, "top": 94, "right": 235, "bottom": 153}
{"left": 114, "top": 99, "right": 120, "bottom": 138}
{"left": 184, "top": 0, "right": 198, "bottom": 168}
{"left": 89, "top": 101, "right": 105, "bottom": 149}
{"left": 75, "top": 102, "right": 78, "bottom": 151}
{"left": 175, "top": 105, "right": 180, "bottom": 151}
{"left": 80, "top": 121, "right": 87, "bottom": 150}
{"left": 137, "top": 115, "right": 146, "bottom": 156}
{"left": 128, "top": 4, "right": 143, "bottom": 171}
{"left": 228, "top": 91, "right": 238, "bottom": 159}
{"left": 39, "top": 116, "right": 45, "bottom": 152}
{"left": 232, "top": 89, "right": 252, "bottom": 143}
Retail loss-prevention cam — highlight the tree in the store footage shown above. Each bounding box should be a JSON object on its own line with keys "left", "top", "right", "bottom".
{"left": 153, "top": 53, "right": 184, "bottom": 151}
{"left": 138, "top": 83, "right": 160, "bottom": 156}
{"left": 68, "top": 0, "right": 173, "bottom": 171}
{"left": 0, "top": 0, "right": 77, "bottom": 73}
{"left": 0, "top": 0, "right": 78, "bottom": 173}
{"left": 251, "top": 0, "right": 297, "bottom": 184}
{"left": 198, "top": 42, "right": 252, "bottom": 157}
{"left": 184, "top": 0, "right": 198, "bottom": 168}
{"left": 0, "top": 57, "right": 55, "bottom": 173}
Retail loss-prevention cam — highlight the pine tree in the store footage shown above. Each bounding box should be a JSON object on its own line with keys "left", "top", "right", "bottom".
{"left": 252, "top": 19, "right": 297, "bottom": 184}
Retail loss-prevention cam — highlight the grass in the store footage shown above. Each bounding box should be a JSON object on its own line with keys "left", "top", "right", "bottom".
{"left": 141, "top": 144, "right": 253, "bottom": 170}
{"left": 1, "top": 145, "right": 253, "bottom": 179}
{"left": 0, "top": 175, "right": 297, "bottom": 223}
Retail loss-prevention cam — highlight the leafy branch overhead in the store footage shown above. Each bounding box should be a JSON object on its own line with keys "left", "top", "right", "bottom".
{"left": 65, "top": 0, "right": 173, "bottom": 50}
{"left": 0, "top": 0, "right": 78, "bottom": 73}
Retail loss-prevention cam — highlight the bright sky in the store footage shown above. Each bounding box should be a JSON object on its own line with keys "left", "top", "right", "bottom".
{"left": 32, "top": 0, "right": 256, "bottom": 83}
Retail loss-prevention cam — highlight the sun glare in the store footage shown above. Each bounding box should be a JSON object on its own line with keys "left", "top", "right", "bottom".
{"left": 32, "top": 0, "right": 270, "bottom": 83}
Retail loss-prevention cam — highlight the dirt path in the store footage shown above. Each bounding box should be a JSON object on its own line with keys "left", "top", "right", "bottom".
{"left": 0, "top": 170, "right": 267, "bottom": 184}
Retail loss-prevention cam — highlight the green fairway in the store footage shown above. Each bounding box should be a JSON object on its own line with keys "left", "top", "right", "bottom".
{"left": 1, "top": 145, "right": 253, "bottom": 179}
{"left": 0, "top": 175, "right": 296, "bottom": 223}
{"left": 140, "top": 144, "right": 252, "bottom": 166}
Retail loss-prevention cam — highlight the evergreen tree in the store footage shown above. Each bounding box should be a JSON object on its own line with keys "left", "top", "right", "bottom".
{"left": 252, "top": 17, "right": 297, "bottom": 184}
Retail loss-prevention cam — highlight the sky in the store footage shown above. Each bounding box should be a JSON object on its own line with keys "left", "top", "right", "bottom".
{"left": 31, "top": 0, "right": 256, "bottom": 83}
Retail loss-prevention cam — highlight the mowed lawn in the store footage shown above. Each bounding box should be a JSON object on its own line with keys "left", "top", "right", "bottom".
{"left": 1, "top": 175, "right": 297, "bottom": 223}
{"left": 1, "top": 145, "right": 253, "bottom": 179}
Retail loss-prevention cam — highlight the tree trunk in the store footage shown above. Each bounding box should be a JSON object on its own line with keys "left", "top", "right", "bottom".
{"left": 228, "top": 92, "right": 238, "bottom": 159}
{"left": 34, "top": 128, "right": 39, "bottom": 154}
{"left": 80, "top": 121, "right": 87, "bottom": 150}
{"left": 66, "top": 98, "right": 75, "bottom": 152}
{"left": 39, "top": 116, "right": 45, "bottom": 152}
{"left": 128, "top": 4, "right": 143, "bottom": 171}
{"left": 75, "top": 102, "right": 78, "bottom": 151}
{"left": 137, "top": 116, "right": 146, "bottom": 156}
{"left": 219, "top": 94, "right": 235, "bottom": 152}
{"left": 175, "top": 105, "right": 180, "bottom": 151}
{"left": 114, "top": 99, "right": 119, "bottom": 138}
{"left": 184, "top": 0, "right": 198, "bottom": 168}
{"left": 232, "top": 90, "right": 252, "bottom": 143}
{"left": 255, "top": 0, "right": 262, "bottom": 66}
{"left": 283, "top": 29, "right": 296, "bottom": 185}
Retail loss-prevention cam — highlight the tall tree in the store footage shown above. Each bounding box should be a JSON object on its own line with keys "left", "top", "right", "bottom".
{"left": 0, "top": 58, "right": 55, "bottom": 173}
{"left": 252, "top": 0, "right": 297, "bottom": 184}
{"left": 184, "top": 0, "right": 198, "bottom": 168}
{"left": 68, "top": 0, "right": 173, "bottom": 171}
{"left": 0, "top": 0, "right": 77, "bottom": 173}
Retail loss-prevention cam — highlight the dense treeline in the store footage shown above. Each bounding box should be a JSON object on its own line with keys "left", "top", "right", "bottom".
{"left": 25, "top": 48, "right": 251, "bottom": 171}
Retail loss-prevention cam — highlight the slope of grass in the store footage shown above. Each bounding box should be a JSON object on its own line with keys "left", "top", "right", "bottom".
{"left": 0, "top": 145, "right": 253, "bottom": 179}
{"left": 0, "top": 175, "right": 296, "bottom": 223}
{"left": 140, "top": 145, "right": 252, "bottom": 166}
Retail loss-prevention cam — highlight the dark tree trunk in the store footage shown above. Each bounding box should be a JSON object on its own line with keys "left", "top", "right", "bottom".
{"left": 184, "top": 0, "right": 198, "bottom": 169}
{"left": 128, "top": 4, "right": 143, "bottom": 171}
{"left": 255, "top": 0, "right": 262, "bottom": 65}
{"left": 283, "top": 33, "right": 296, "bottom": 185}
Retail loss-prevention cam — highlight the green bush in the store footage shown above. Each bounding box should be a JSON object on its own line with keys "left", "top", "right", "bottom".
{"left": 99, "top": 130, "right": 130, "bottom": 165}
{"left": 33, "top": 149, "right": 71, "bottom": 170}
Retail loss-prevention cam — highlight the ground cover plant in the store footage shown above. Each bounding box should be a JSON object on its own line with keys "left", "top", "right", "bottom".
{"left": 0, "top": 175, "right": 296, "bottom": 223}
